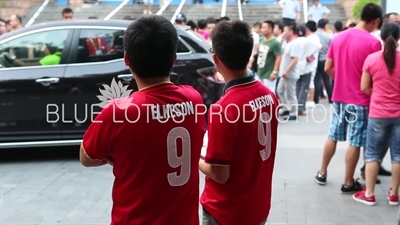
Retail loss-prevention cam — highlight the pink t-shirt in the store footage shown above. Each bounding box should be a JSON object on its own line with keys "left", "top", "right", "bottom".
{"left": 327, "top": 28, "right": 381, "bottom": 106}
{"left": 198, "top": 30, "right": 209, "bottom": 40}
{"left": 363, "top": 51, "right": 400, "bottom": 118}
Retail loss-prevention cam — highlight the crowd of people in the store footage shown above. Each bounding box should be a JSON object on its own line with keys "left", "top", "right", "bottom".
{"left": 308, "top": 5, "right": 400, "bottom": 206}
{"left": 178, "top": 11, "right": 351, "bottom": 121}
{"left": 77, "top": 3, "right": 400, "bottom": 224}
{"left": 2, "top": 1, "right": 400, "bottom": 223}
{"left": 175, "top": 1, "right": 400, "bottom": 208}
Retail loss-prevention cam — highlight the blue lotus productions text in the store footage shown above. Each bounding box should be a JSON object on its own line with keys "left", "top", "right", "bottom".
{"left": 45, "top": 101, "right": 357, "bottom": 124}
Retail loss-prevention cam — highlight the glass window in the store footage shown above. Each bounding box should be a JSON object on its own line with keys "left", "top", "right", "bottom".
{"left": 177, "top": 38, "right": 191, "bottom": 53}
{"left": 0, "top": 29, "right": 70, "bottom": 68}
{"left": 76, "top": 29, "right": 124, "bottom": 64}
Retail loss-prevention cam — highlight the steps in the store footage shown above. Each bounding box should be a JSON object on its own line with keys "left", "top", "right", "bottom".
{"left": 176, "top": 4, "right": 346, "bottom": 29}
{"left": 159, "top": 5, "right": 180, "bottom": 21}
{"left": 111, "top": 5, "right": 162, "bottom": 20}
{"left": 239, "top": 4, "right": 347, "bottom": 28}
{"left": 23, "top": 2, "right": 347, "bottom": 30}
{"left": 27, "top": 5, "right": 117, "bottom": 24}
{"left": 24, "top": 4, "right": 166, "bottom": 25}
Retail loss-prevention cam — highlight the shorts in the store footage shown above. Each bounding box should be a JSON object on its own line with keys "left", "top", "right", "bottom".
{"left": 365, "top": 117, "right": 400, "bottom": 163}
{"left": 328, "top": 102, "right": 368, "bottom": 147}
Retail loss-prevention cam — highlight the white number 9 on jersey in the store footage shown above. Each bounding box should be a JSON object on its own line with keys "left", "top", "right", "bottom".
{"left": 258, "top": 112, "right": 272, "bottom": 161}
{"left": 167, "top": 127, "right": 191, "bottom": 187}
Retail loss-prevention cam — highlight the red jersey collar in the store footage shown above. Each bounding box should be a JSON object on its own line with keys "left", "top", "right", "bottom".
{"left": 139, "top": 81, "right": 173, "bottom": 92}
{"left": 223, "top": 74, "right": 256, "bottom": 94}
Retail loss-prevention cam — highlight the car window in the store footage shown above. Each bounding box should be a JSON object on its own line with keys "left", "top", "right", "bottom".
{"left": 0, "top": 29, "right": 70, "bottom": 68}
{"left": 185, "top": 30, "right": 211, "bottom": 49}
{"left": 75, "top": 29, "right": 124, "bottom": 64}
{"left": 177, "top": 38, "right": 191, "bottom": 53}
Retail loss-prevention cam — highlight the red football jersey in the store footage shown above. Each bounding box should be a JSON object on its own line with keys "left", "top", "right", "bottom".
{"left": 83, "top": 83, "right": 205, "bottom": 225}
{"left": 200, "top": 76, "right": 279, "bottom": 225}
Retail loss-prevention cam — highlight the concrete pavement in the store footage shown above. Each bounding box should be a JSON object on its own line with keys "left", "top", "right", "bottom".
{"left": 0, "top": 102, "right": 398, "bottom": 224}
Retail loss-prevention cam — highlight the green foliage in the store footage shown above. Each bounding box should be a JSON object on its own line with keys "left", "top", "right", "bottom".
{"left": 352, "top": 0, "right": 381, "bottom": 19}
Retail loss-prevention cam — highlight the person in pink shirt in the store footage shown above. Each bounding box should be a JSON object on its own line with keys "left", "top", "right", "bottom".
{"left": 197, "top": 19, "right": 209, "bottom": 40}
{"left": 353, "top": 22, "right": 400, "bottom": 206}
{"left": 314, "top": 3, "right": 382, "bottom": 193}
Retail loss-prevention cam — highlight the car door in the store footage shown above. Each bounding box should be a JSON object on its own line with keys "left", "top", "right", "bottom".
{"left": 0, "top": 28, "right": 74, "bottom": 145}
{"left": 60, "top": 26, "right": 133, "bottom": 139}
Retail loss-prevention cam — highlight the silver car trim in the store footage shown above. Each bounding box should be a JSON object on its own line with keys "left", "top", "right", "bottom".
{"left": 0, "top": 139, "right": 82, "bottom": 149}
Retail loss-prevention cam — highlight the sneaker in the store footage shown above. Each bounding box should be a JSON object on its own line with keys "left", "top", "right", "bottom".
{"left": 388, "top": 189, "right": 399, "bottom": 206}
{"left": 279, "top": 110, "right": 290, "bottom": 117}
{"left": 353, "top": 190, "right": 376, "bottom": 206}
{"left": 306, "top": 101, "right": 315, "bottom": 108}
{"left": 314, "top": 172, "right": 327, "bottom": 185}
{"left": 341, "top": 179, "right": 364, "bottom": 193}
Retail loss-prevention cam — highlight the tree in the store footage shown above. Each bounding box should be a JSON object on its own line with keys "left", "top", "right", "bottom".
{"left": 352, "top": 0, "right": 381, "bottom": 19}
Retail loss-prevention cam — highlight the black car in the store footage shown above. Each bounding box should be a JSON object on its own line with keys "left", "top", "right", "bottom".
{"left": 0, "top": 20, "right": 224, "bottom": 148}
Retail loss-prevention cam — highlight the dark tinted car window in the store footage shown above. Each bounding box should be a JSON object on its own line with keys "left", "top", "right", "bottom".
{"left": 177, "top": 38, "right": 191, "bottom": 53}
{"left": 75, "top": 29, "right": 124, "bottom": 64}
{"left": 180, "top": 35, "right": 208, "bottom": 54}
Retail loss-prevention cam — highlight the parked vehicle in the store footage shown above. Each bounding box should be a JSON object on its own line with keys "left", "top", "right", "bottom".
{"left": 0, "top": 20, "right": 224, "bottom": 148}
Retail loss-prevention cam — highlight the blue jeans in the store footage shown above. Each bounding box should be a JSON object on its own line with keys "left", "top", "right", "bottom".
{"left": 365, "top": 118, "right": 400, "bottom": 163}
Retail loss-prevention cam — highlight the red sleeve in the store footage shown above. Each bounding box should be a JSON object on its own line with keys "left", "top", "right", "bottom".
{"left": 86, "top": 39, "right": 95, "bottom": 55}
{"left": 204, "top": 104, "right": 236, "bottom": 165}
{"left": 82, "top": 104, "right": 115, "bottom": 160}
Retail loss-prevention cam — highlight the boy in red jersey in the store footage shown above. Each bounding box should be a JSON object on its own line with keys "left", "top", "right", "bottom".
{"left": 79, "top": 15, "right": 205, "bottom": 225}
{"left": 199, "top": 20, "right": 279, "bottom": 225}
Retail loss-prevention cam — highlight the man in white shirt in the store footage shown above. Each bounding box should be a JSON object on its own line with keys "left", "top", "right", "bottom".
{"left": 277, "top": 23, "right": 301, "bottom": 120}
{"left": 296, "top": 21, "right": 321, "bottom": 115}
{"left": 308, "top": 0, "right": 330, "bottom": 22}
{"left": 248, "top": 22, "right": 261, "bottom": 72}
{"left": 278, "top": 0, "right": 301, "bottom": 25}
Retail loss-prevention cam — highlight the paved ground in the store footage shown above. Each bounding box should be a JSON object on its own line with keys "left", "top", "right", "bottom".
{"left": 0, "top": 102, "right": 398, "bottom": 224}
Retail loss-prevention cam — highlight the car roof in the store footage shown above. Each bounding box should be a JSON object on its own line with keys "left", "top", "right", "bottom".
{"left": 0, "top": 19, "right": 190, "bottom": 40}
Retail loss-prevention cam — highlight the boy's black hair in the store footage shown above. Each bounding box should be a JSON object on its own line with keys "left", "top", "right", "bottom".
{"left": 123, "top": 15, "right": 178, "bottom": 78}
{"left": 206, "top": 17, "right": 216, "bottom": 25}
{"left": 360, "top": 3, "right": 383, "bottom": 23}
{"left": 305, "top": 20, "right": 317, "bottom": 32}
{"left": 197, "top": 19, "right": 207, "bottom": 29}
{"left": 62, "top": 7, "right": 74, "bottom": 15}
{"left": 284, "top": 22, "right": 298, "bottom": 34}
{"left": 263, "top": 20, "right": 275, "bottom": 29}
{"left": 334, "top": 20, "right": 343, "bottom": 31}
{"left": 211, "top": 20, "right": 253, "bottom": 71}
{"left": 274, "top": 20, "right": 284, "bottom": 32}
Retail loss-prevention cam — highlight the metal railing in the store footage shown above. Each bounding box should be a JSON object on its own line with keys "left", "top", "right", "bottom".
{"left": 104, "top": 0, "right": 130, "bottom": 20}
{"left": 221, "top": 0, "right": 228, "bottom": 17}
{"left": 156, "top": 0, "right": 172, "bottom": 15}
{"left": 25, "top": 0, "right": 51, "bottom": 27}
{"left": 170, "top": 0, "right": 186, "bottom": 23}
{"left": 237, "top": 0, "right": 243, "bottom": 21}
{"left": 302, "top": 0, "right": 308, "bottom": 23}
